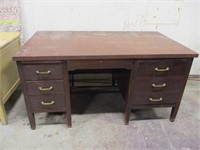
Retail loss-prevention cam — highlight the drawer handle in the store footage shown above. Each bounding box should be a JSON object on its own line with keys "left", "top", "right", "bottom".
{"left": 149, "top": 97, "right": 163, "bottom": 102}
{"left": 152, "top": 83, "right": 166, "bottom": 88}
{"left": 36, "top": 70, "right": 51, "bottom": 75}
{"left": 38, "top": 86, "right": 53, "bottom": 91}
{"left": 155, "top": 67, "right": 169, "bottom": 72}
{"left": 41, "top": 101, "right": 55, "bottom": 105}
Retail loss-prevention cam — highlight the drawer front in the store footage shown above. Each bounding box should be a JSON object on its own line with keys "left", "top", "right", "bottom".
{"left": 132, "top": 92, "right": 181, "bottom": 106}
{"left": 23, "top": 64, "right": 63, "bottom": 80}
{"left": 136, "top": 59, "right": 189, "bottom": 78}
{"left": 29, "top": 95, "right": 66, "bottom": 112}
{"left": 26, "top": 80, "right": 64, "bottom": 95}
{"left": 134, "top": 78, "right": 185, "bottom": 92}
{"left": 68, "top": 60, "right": 132, "bottom": 71}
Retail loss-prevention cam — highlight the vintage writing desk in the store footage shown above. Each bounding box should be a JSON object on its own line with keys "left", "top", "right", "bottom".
{"left": 13, "top": 31, "right": 198, "bottom": 130}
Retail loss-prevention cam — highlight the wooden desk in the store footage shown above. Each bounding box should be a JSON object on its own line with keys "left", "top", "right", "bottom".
{"left": 13, "top": 31, "right": 198, "bottom": 129}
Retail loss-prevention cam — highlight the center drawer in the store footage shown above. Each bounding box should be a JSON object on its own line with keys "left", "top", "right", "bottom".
{"left": 26, "top": 80, "right": 64, "bottom": 95}
{"left": 29, "top": 95, "right": 66, "bottom": 112}
{"left": 68, "top": 60, "right": 132, "bottom": 71}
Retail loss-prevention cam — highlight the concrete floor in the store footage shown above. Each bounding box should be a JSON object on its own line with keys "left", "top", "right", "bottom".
{"left": 0, "top": 79, "right": 199, "bottom": 150}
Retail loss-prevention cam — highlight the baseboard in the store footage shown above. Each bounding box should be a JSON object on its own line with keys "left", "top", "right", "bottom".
{"left": 189, "top": 75, "right": 200, "bottom": 78}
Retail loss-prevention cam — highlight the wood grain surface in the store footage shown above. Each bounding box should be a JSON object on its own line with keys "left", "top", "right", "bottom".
{"left": 13, "top": 31, "right": 198, "bottom": 61}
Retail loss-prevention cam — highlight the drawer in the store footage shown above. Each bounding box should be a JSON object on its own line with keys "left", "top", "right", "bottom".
{"left": 23, "top": 64, "right": 63, "bottom": 80}
{"left": 68, "top": 60, "right": 132, "bottom": 71}
{"left": 26, "top": 80, "right": 64, "bottom": 95}
{"left": 29, "top": 95, "right": 66, "bottom": 112}
{"left": 132, "top": 92, "right": 181, "bottom": 106}
{"left": 134, "top": 78, "right": 185, "bottom": 92}
{"left": 135, "top": 59, "right": 189, "bottom": 78}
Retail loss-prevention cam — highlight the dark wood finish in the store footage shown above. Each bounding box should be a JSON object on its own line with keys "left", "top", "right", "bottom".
{"left": 131, "top": 92, "right": 181, "bottom": 105}
{"left": 169, "top": 59, "right": 193, "bottom": 122}
{"left": 23, "top": 64, "right": 63, "bottom": 80}
{"left": 135, "top": 59, "right": 189, "bottom": 78}
{"left": 13, "top": 32, "right": 198, "bottom": 129}
{"left": 16, "top": 61, "right": 71, "bottom": 129}
{"left": 68, "top": 59, "right": 132, "bottom": 71}
{"left": 16, "top": 62, "right": 36, "bottom": 129}
{"left": 62, "top": 61, "right": 72, "bottom": 128}
{"left": 26, "top": 80, "right": 64, "bottom": 95}
{"left": 124, "top": 63, "right": 137, "bottom": 125}
{"left": 129, "top": 104, "right": 176, "bottom": 109}
{"left": 13, "top": 32, "right": 198, "bottom": 61}
{"left": 133, "top": 78, "right": 185, "bottom": 92}
{"left": 29, "top": 95, "right": 66, "bottom": 112}
{"left": 124, "top": 58, "right": 194, "bottom": 124}
{"left": 21, "top": 61, "right": 62, "bottom": 64}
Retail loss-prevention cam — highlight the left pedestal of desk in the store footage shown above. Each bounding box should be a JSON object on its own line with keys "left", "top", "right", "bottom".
{"left": 16, "top": 61, "right": 71, "bottom": 129}
{"left": 0, "top": 32, "right": 20, "bottom": 125}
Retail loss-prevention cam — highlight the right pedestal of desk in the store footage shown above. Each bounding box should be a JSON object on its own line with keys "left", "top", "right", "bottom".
{"left": 121, "top": 58, "right": 193, "bottom": 124}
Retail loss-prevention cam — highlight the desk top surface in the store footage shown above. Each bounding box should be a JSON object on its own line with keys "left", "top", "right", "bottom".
{"left": 13, "top": 31, "right": 198, "bottom": 61}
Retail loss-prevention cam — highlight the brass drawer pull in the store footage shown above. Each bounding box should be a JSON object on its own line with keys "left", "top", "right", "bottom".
{"left": 149, "top": 97, "right": 163, "bottom": 102}
{"left": 155, "top": 67, "right": 169, "bottom": 72}
{"left": 36, "top": 70, "right": 51, "bottom": 75}
{"left": 38, "top": 86, "right": 53, "bottom": 91}
{"left": 152, "top": 83, "right": 166, "bottom": 88}
{"left": 41, "top": 101, "right": 55, "bottom": 105}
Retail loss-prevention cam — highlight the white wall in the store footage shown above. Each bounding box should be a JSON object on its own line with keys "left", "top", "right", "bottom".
{"left": 19, "top": 0, "right": 200, "bottom": 75}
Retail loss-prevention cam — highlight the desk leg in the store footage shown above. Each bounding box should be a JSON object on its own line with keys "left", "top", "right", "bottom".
{"left": 63, "top": 62, "right": 72, "bottom": 128}
{"left": 23, "top": 96, "right": 36, "bottom": 130}
{"left": 170, "top": 104, "right": 180, "bottom": 122}
{"left": 124, "top": 88, "right": 133, "bottom": 125}
{"left": 0, "top": 103, "right": 7, "bottom": 125}
{"left": 66, "top": 91, "right": 72, "bottom": 128}
{"left": 124, "top": 103, "right": 131, "bottom": 125}
{"left": 28, "top": 113, "right": 36, "bottom": 130}
{"left": 124, "top": 67, "right": 135, "bottom": 125}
